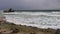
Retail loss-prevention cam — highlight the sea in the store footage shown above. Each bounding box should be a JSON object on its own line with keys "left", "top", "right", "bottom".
{"left": 1, "top": 10, "right": 60, "bottom": 29}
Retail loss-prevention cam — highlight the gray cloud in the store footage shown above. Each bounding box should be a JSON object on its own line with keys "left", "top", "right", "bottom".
{"left": 0, "top": 0, "right": 60, "bottom": 10}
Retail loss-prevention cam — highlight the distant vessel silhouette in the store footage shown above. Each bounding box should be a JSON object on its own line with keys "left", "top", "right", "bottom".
{"left": 4, "top": 8, "right": 14, "bottom": 12}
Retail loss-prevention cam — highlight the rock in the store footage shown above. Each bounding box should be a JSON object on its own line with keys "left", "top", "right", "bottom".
{"left": 0, "top": 32, "right": 2, "bottom": 34}
{"left": 55, "top": 29, "right": 60, "bottom": 34}
{"left": 30, "top": 32, "right": 36, "bottom": 34}
{"left": 11, "top": 28, "right": 19, "bottom": 33}
{"left": 0, "top": 12, "right": 6, "bottom": 24}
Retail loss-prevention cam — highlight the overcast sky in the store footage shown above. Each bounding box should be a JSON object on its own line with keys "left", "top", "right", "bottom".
{"left": 0, "top": 0, "right": 60, "bottom": 10}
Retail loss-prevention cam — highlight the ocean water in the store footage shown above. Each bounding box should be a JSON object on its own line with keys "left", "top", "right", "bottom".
{"left": 2, "top": 11, "right": 60, "bottom": 29}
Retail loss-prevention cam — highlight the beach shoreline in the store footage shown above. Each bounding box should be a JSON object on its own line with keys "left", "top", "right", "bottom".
{"left": 0, "top": 21, "right": 57, "bottom": 34}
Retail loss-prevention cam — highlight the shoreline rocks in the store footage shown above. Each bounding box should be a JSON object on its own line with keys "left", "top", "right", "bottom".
{"left": 0, "top": 21, "right": 60, "bottom": 34}
{"left": 0, "top": 12, "right": 6, "bottom": 24}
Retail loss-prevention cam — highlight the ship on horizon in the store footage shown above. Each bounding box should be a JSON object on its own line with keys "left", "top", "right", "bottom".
{"left": 4, "top": 8, "right": 14, "bottom": 13}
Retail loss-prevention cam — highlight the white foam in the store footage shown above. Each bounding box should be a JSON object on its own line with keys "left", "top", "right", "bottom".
{"left": 3, "top": 12, "right": 60, "bottom": 29}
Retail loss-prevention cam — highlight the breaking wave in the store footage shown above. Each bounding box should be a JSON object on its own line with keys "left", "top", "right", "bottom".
{"left": 3, "top": 11, "right": 60, "bottom": 29}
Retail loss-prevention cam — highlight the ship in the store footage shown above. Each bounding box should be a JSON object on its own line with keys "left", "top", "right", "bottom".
{"left": 4, "top": 8, "right": 14, "bottom": 13}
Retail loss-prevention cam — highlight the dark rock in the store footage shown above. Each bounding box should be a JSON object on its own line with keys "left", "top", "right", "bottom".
{"left": 0, "top": 32, "right": 2, "bottom": 34}
{"left": 30, "top": 32, "right": 36, "bottom": 34}
{"left": 11, "top": 28, "right": 19, "bottom": 33}
{"left": 55, "top": 29, "right": 60, "bottom": 34}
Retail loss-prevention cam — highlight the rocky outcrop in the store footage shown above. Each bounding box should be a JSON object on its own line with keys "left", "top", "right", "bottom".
{"left": 0, "top": 12, "right": 6, "bottom": 24}
{"left": 0, "top": 21, "right": 60, "bottom": 34}
{"left": 55, "top": 29, "right": 60, "bottom": 34}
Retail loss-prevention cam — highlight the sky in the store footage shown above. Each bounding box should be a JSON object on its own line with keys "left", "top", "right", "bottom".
{"left": 0, "top": 0, "right": 60, "bottom": 10}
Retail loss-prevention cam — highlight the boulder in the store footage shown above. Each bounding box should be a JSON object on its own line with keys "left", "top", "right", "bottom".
{"left": 55, "top": 29, "right": 60, "bottom": 34}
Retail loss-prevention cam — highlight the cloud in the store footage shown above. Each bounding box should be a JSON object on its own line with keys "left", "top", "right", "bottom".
{"left": 0, "top": 0, "right": 60, "bottom": 10}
